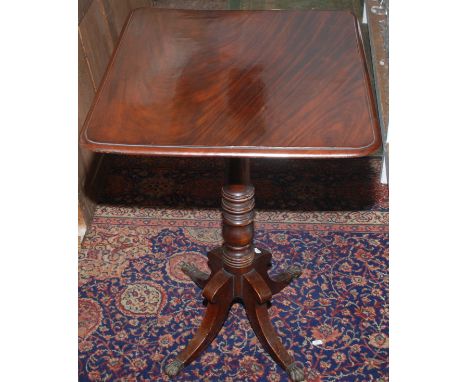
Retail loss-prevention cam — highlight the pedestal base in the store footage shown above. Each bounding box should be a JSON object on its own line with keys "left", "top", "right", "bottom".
{"left": 165, "top": 248, "right": 304, "bottom": 381}
{"left": 165, "top": 158, "right": 304, "bottom": 381}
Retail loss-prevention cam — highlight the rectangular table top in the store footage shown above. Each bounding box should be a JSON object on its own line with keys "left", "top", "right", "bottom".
{"left": 80, "top": 8, "right": 381, "bottom": 158}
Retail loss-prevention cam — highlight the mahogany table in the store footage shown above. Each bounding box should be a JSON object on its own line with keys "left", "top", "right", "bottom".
{"left": 80, "top": 8, "right": 380, "bottom": 381}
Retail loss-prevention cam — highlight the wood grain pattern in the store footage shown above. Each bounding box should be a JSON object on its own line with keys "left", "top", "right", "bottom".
{"left": 81, "top": 8, "right": 380, "bottom": 158}
{"left": 128, "top": 0, "right": 153, "bottom": 8}
{"left": 100, "top": 0, "right": 132, "bottom": 44}
{"left": 366, "top": 0, "right": 388, "bottom": 138}
{"left": 154, "top": 0, "right": 230, "bottom": 9}
{"left": 79, "top": 0, "right": 153, "bottom": 230}
{"left": 78, "top": 147, "right": 97, "bottom": 225}
{"left": 79, "top": 35, "right": 97, "bottom": 130}
{"left": 78, "top": 0, "right": 93, "bottom": 23}
{"left": 153, "top": 0, "right": 360, "bottom": 13}
{"left": 79, "top": 0, "right": 115, "bottom": 89}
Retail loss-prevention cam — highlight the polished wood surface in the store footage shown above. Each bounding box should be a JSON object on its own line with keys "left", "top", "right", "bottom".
{"left": 81, "top": 8, "right": 381, "bottom": 158}
{"left": 78, "top": 0, "right": 153, "bottom": 230}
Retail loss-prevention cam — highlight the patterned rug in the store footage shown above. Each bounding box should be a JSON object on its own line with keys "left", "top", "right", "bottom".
{"left": 79, "top": 157, "right": 389, "bottom": 381}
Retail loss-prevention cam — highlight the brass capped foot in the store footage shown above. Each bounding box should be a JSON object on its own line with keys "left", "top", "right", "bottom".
{"left": 165, "top": 359, "right": 184, "bottom": 377}
{"left": 180, "top": 261, "right": 208, "bottom": 278}
{"left": 287, "top": 362, "right": 305, "bottom": 382}
{"left": 180, "top": 261, "right": 210, "bottom": 289}
{"left": 285, "top": 264, "right": 302, "bottom": 279}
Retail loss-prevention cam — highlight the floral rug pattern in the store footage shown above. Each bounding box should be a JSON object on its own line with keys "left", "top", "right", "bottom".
{"left": 79, "top": 157, "right": 388, "bottom": 381}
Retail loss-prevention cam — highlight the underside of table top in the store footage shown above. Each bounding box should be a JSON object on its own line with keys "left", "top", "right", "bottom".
{"left": 80, "top": 8, "right": 381, "bottom": 158}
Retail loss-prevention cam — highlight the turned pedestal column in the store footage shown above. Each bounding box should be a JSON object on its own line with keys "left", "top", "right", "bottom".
{"left": 165, "top": 158, "right": 304, "bottom": 381}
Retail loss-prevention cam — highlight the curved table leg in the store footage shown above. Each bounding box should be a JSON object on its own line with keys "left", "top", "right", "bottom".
{"left": 243, "top": 282, "right": 305, "bottom": 382}
{"left": 165, "top": 271, "right": 233, "bottom": 376}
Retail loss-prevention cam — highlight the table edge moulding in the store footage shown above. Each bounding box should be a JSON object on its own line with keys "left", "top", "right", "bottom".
{"left": 80, "top": 8, "right": 381, "bottom": 159}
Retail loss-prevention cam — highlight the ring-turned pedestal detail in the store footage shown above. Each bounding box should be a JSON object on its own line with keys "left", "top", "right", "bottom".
{"left": 165, "top": 158, "right": 304, "bottom": 381}
{"left": 221, "top": 184, "right": 255, "bottom": 270}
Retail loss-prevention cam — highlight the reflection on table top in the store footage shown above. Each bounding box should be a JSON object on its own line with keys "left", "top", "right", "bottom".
{"left": 81, "top": 8, "right": 381, "bottom": 158}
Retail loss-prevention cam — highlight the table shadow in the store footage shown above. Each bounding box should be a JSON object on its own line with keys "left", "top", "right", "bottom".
{"left": 85, "top": 154, "right": 387, "bottom": 212}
